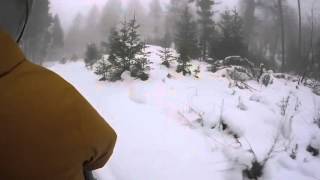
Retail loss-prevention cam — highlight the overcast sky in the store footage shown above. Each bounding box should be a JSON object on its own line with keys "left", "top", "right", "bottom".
{"left": 50, "top": 0, "right": 239, "bottom": 31}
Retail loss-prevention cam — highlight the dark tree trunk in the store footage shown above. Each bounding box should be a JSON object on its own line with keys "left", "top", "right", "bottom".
{"left": 241, "top": 0, "right": 256, "bottom": 51}
{"left": 278, "top": 0, "right": 286, "bottom": 71}
{"left": 297, "top": 0, "right": 302, "bottom": 65}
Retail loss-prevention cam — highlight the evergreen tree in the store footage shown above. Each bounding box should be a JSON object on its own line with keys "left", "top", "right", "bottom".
{"left": 194, "top": 0, "right": 216, "bottom": 61}
{"left": 216, "top": 9, "right": 247, "bottom": 59}
{"left": 164, "top": 0, "right": 189, "bottom": 46}
{"left": 105, "top": 28, "right": 127, "bottom": 72}
{"left": 130, "top": 45, "right": 151, "bottom": 80}
{"left": 84, "top": 5, "right": 100, "bottom": 44}
{"left": 85, "top": 43, "right": 101, "bottom": 69}
{"left": 51, "top": 15, "right": 64, "bottom": 49}
{"left": 175, "top": 6, "right": 199, "bottom": 76}
{"left": 95, "top": 57, "right": 111, "bottom": 81}
{"left": 22, "top": 0, "right": 52, "bottom": 64}
{"left": 65, "top": 13, "right": 85, "bottom": 58}
{"left": 159, "top": 48, "right": 176, "bottom": 68}
{"left": 47, "top": 14, "right": 64, "bottom": 61}
{"left": 194, "top": 65, "right": 201, "bottom": 78}
{"left": 126, "top": 17, "right": 151, "bottom": 79}
{"left": 96, "top": 17, "right": 150, "bottom": 81}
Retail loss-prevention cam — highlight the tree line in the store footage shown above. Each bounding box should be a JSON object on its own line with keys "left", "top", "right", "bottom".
{"left": 90, "top": 0, "right": 247, "bottom": 81}
{"left": 240, "top": 0, "right": 320, "bottom": 78}
{"left": 21, "top": 0, "right": 64, "bottom": 64}
{"left": 21, "top": 0, "right": 320, "bottom": 79}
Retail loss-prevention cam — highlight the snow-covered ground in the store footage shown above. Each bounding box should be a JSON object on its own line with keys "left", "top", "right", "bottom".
{"left": 49, "top": 46, "right": 320, "bottom": 180}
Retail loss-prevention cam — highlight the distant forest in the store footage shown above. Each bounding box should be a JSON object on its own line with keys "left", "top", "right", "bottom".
{"left": 22, "top": 0, "right": 320, "bottom": 78}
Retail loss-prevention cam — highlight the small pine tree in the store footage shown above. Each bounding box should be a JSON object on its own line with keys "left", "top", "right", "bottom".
{"left": 127, "top": 17, "right": 151, "bottom": 80}
{"left": 175, "top": 6, "right": 199, "bottom": 76}
{"left": 159, "top": 48, "right": 175, "bottom": 68}
{"left": 194, "top": 65, "right": 201, "bottom": 78}
{"left": 95, "top": 17, "right": 151, "bottom": 81}
{"left": 131, "top": 45, "right": 151, "bottom": 80}
{"left": 216, "top": 9, "right": 247, "bottom": 59}
{"left": 95, "top": 57, "right": 111, "bottom": 81}
{"left": 99, "top": 28, "right": 125, "bottom": 81}
{"left": 85, "top": 43, "right": 101, "bottom": 69}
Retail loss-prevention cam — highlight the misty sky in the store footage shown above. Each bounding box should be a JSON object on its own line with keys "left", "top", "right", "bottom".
{"left": 50, "top": 0, "right": 239, "bottom": 31}
{"left": 50, "top": 0, "right": 319, "bottom": 32}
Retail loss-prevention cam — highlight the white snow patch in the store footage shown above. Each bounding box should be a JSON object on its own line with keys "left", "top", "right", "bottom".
{"left": 49, "top": 45, "right": 320, "bottom": 180}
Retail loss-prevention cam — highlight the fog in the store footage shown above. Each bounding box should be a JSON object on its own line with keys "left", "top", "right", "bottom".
{"left": 22, "top": 0, "right": 320, "bottom": 78}
{"left": 50, "top": 0, "right": 239, "bottom": 31}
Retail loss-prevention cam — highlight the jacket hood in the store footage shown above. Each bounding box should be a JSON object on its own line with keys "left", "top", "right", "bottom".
{"left": 0, "top": 30, "right": 25, "bottom": 77}
{"left": 0, "top": 0, "right": 33, "bottom": 41}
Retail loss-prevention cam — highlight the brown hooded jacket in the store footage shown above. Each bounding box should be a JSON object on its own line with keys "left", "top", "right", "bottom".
{"left": 0, "top": 30, "right": 117, "bottom": 180}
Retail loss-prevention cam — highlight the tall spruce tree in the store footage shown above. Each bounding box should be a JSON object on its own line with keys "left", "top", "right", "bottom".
{"left": 51, "top": 15, "right": 64, "bottom": 49}
{"left": 193, "top": 0, "right": 216, "bottom": 61}
{"left": 84, "top": 5, "right": 100, "bottom": 44}
{"left": 65, "top": 13, "right": 85, "bottom": 58}
{"left": 216, "top": 9, "right": 247, "bottom": 59}
{"left": 22, "top": 0, "right": 52, "bottom": 64}
{"left": 175, "top": 6, "right": 199, "bottom": 75}
{"left": 47, "top": 14, "right": 64, "bottom": 61}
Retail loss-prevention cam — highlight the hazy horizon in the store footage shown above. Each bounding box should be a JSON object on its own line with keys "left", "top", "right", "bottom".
{"left": 50, "top": 0, "right": 239, "bottom": 31}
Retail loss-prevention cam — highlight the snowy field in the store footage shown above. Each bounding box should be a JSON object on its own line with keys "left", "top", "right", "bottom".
{"left": 49, "top": 46, "right": 320, "bottom": 180}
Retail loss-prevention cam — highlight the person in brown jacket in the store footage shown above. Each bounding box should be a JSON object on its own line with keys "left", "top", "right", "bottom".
{"left": 0, "top": 1, "right": 117, "bottom": 179}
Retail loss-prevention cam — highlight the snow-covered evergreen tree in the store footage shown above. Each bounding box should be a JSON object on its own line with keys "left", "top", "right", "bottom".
{"left": 194, "top": 65, "right": 201, "bottom": 78}
{"left": 95, "top": 57, "right": 111, "bottom": 81}
{"left": 159, "top": 48, "right": 176, "bottom": 68}
{"left": 127, "top": 17, "right": 151, "bottom": 80}
{"left": 96, "top": 17, "right": 150, "bottom": 81}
